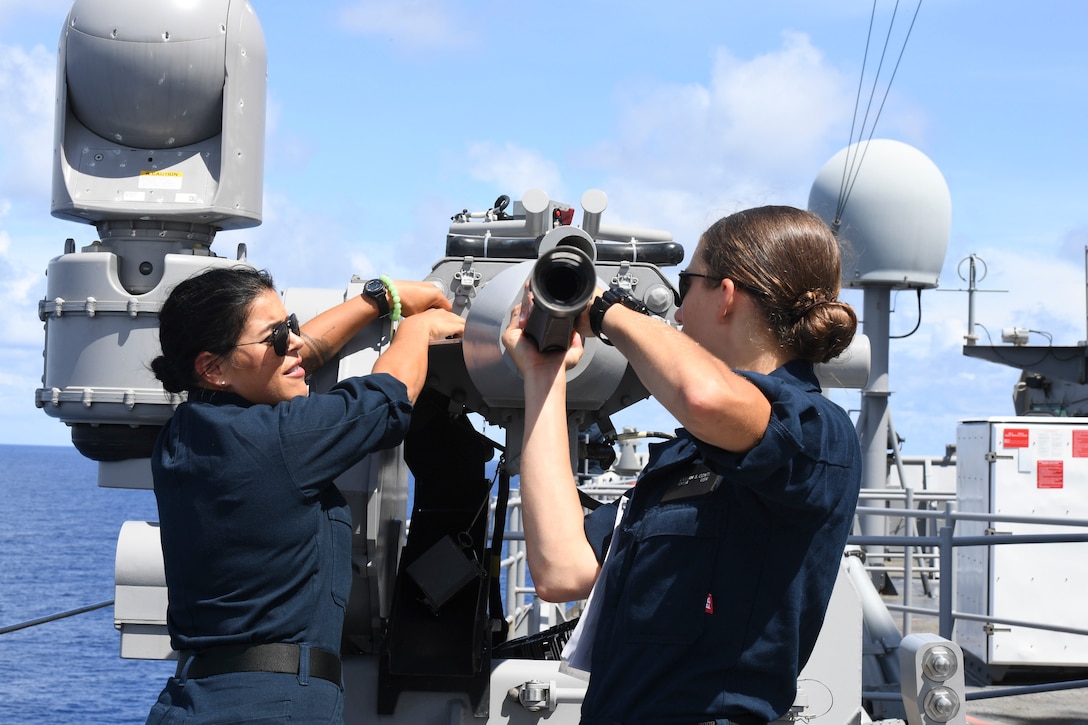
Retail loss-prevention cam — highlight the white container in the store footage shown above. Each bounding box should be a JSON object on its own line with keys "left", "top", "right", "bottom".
{"left": 955, "top": 417, "right": 1088, "bottom": 673}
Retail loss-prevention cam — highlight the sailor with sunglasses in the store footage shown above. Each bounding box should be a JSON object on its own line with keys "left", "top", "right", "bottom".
{"left": 503, "top": 206, "right": 862, "bottom": 725}
{"left": 146, "top": 266, "right": 463, "bottom": 724}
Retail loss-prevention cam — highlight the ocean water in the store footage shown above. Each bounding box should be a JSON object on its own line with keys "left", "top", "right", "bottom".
{"left": 0, "top": 443, "right": 522, "bottom": 724}
{"left": 0, "top": 444, "right": 174, "bottom": 724}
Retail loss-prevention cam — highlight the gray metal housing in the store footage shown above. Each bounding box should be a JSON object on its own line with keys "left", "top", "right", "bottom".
{"left": 52, "top": 0, "right": 267, "bottom": 235}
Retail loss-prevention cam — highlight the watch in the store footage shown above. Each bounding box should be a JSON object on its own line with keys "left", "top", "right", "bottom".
{"left": 362, "top": 278, "right": 391, "bottom": 318}
{"left": 589, "top": 286, "right": 651, "bottom": 345}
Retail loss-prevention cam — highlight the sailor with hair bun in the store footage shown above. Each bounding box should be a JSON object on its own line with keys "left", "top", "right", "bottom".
{"left": 503, "top": 205, "right": 863, "bottom": 725}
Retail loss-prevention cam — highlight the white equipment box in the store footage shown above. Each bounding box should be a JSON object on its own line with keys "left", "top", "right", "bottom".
{"left": 956, "top": 417, "right": 1088, "bottom": 672}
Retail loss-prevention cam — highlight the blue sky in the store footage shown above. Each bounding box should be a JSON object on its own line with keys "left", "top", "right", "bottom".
{"left": 1, "top": 0, "right": 1086, "bottom": 458}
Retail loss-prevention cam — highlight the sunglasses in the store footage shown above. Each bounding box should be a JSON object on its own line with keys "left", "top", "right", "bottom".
{"left": 234, "top": 313, "right": 300, "bottom": 356}
{"left": 676, "top": 272, "right": 763, "bottom": 307}
{"left": 676, "top": 271, "right": 723, "bottom": 306}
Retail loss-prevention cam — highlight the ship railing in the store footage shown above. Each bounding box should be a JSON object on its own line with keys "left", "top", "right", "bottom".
{"left": 850, "top": 496, "right": 1088, "bottom": 703}
{"left": 852, "top": 496, "right": 1088, "bottom": 640}
{"left": 856, "top": 486, "right": 955, "bottom": 619}
{"left": 493, "top": 477, "right": 1088, "bottom": 708}
{"left": 496, "top": 478, "right": 1088, "bottom": 642}
{"left": 490, "top": 477, "right": 634, "bottom": 636}
{"left": 851, "top": 501, "right": 1088, "bottom": 640}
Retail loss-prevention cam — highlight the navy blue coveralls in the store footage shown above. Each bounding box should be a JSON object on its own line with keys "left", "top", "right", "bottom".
{"left": 145, "top": 374, "right": 411, "bottom": 725}
{"left": 578, "top": 361, "right": 862, "bottom": 725}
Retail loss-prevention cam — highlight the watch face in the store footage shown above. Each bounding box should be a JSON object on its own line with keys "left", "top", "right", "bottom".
{"left": 606, "top": 286, "right": 648, "bottom": 315}
{"left": 364, "top": 278, "right": 390, "bottom": 316}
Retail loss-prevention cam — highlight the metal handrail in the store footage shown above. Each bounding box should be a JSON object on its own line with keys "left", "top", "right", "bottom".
{"left": 494, "top": 481, "right": 1088, "bottom": 711}
{"left": 856, "top": 503, "right": 1088, "bottom": 529}
{"left": 850, "top": 496, "right": 1088, "bottom": 642}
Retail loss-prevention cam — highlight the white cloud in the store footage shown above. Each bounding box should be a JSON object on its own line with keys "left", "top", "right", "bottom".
{"left": 231, "top": 191, "right": 356, "bottom": 288}
{"left": 0, "top": 348, "right": 70, "bottom": 447}
{"left": 706, "top": 33, "right": 852, "bottom": 173}
{"left": 0, "top": 0, "right": 71, "bottom": 30}
{"left": 0, "top": 42, "right": 55, "bottom": 198}
{"left": 0, "top": 198, "right": 56, "bottom": 347}
{"left": 550, "top": 30, "right": 873, "bottom": 268}
{"left": 240, "top": 188, "right": 436, "bottom": 292}
{"left": 464, "top": 141, "right": 565, "bottom": 203}
{"left": 339, "top": 0, "right": 473, "bottom": 52}
{"left": 392, "top": 28, "right": 922, "bottom": 280}
{"left": 589, "top": 31, "right": 853, "bottom": 197}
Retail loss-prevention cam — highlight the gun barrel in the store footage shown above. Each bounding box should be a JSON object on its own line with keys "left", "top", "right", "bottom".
{"left": 524, "top": 245, "right": 596, "bottom": 352}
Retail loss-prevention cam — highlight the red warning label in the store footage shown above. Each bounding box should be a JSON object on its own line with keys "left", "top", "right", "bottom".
{"left": 1037, "top": 460, "right": 1064, "bottom": 489}
{"left": 1003, "top": 428, "right": 1030, "bottom": 448}
{"left": 1073, "top": 430, "right": 1088, "bottom": 458}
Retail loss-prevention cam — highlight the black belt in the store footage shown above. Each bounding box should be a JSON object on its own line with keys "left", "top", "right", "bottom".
{"left": 176, "top": 643, "right": 342, "bottom": 685}
{"left": 695, "top": 717, "right": 767, "bottom": 725}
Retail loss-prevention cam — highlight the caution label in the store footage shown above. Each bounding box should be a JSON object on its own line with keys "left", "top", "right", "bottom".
{"left": 139, "top": 170, "right": 183, "bottom": 190}
{"left": 1073, "top": 430, "right": 1088, "bottom": 458}
{"left": 1003, "top": 428, "right": 1030, "bottom": 448}
{"left": 1037, "top": 460, "right": 1064, "bottom": 489}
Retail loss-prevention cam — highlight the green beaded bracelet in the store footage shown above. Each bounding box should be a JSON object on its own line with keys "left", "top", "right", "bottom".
{"left": 379, "top": 274, "right": 402, "bottom": 322}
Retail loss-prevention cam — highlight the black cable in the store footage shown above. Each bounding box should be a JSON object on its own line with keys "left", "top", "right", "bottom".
{"left": 838, "top": 0, "right": 897, "bottom": 224}
{"left": 837, "top": 0, "right": 880, "bottom": 224}
{"left": 0, "top": 600, "right": 113, "bottom": 635}
{"left": 974, "top": 324, "right": 1065, "bottom": 369}
{"left": 890, "top": 288, "right": 923, "bottom": 339}
{"left": 488, "top": 460, "right": 511, "bottom": 643}
{"left": 837, "top": 0, "right": 926, "bottom": 224}
{"left": 841, "top": 0, "right": 926, "bottom": 217}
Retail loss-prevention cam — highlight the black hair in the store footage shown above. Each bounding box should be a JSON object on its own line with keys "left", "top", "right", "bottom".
{"left": 151, "top": 266, "right": 277, "bottom": 393}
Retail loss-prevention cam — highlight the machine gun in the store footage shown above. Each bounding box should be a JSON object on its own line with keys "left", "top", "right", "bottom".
{"left": 359, "top": 190, "right": 683, "bottom": 716}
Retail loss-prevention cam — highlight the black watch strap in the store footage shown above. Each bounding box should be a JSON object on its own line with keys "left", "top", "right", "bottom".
{"left": 362, "top": 278, "right": 390, "bottom": 318}
{"left": 588, "top": 295, "right": 614, "bottom": 345}
{"left": 589, "top": 287, "right": 650, "bottom": 345}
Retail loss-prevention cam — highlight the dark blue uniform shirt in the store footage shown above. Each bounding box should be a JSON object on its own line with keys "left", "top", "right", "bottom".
{"left": 152, "top": 373, "right": 411, "bottom": 656}
{"left": 579, "top": 361, "right": 862, "bottom": 724}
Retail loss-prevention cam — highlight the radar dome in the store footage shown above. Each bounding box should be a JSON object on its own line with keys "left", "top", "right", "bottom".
{"left": 63, "top": 0, "right": 236, "bottom": 149}
{"left": 808, "top": 139, "right": 951, "bottom": 289}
